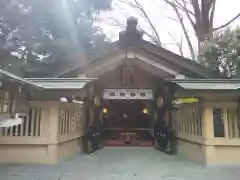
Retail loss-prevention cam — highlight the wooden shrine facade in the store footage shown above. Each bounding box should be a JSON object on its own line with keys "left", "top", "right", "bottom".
{"left": 0, "top": 17, "right": 240, "bottom": 166}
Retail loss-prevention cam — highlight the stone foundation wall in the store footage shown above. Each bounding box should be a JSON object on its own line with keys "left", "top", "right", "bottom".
{"left": 177, "top": 138, "right": 205, "bottom": 165}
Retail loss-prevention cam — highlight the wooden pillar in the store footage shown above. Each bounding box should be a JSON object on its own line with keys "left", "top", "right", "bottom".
{"left": 202, "top": 103, "right": 215, "bottom": 165}
{"left": 183, "top": 107, "right": 187, "bottom": 133}
{"left": 234, "top": 111, "right": 239, "bottom": 138}
{"left": 202, "top": 103, "right": 214, "bottom": 140}
{"left": 40, "top": 106, "right": 50, "bottom": 137}
{"left": 237, "top": 98, "right": 240, "bottom": 138}
{"left": 167, "top": 83, "right": 177, "bottom": 154}
{"left": 47, "top": 103, "right": 59, "bottom": 163}
{"left": 223, "top": 108, "right": 229, "bottom": 138}
{"left": 83, "top": 82, "right": 98, "bottom": 153}
{"left": 48, "top": 103, "right": 59, "bottom": 143}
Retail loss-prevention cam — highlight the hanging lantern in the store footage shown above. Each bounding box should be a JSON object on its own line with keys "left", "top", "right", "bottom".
{"left": 102, "top": 108, "right": 108, "bottom": 114}
{"left": 143, "top": 108, "right": 148, "bottom": 114}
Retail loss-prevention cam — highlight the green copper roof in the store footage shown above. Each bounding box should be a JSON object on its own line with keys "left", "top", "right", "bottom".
{"left": 26, "top": 78, "right": 97, "bottom": 90}
{"left": 169, "top": 78, "right": 240, "bottom": 90}
{"left": 177, "top": 82, "right": 240, "bottom": 90}
{"left": 0, "top": 69, "right": 41, "bottom": 88}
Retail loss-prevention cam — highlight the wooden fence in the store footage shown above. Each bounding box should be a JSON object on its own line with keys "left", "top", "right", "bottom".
{"left": 58, "top": 104, "right": 85, "bottom": 137}
{"left": 172, "top": 103, "right": 203, "bottom": 137}
{"left": 0, "top": 106, "right": 42, "bottom": 137}
{"left": 172, "top": 102, "right": 240, "bottom": 140}
{"left": 0, "top": 102, "right": 86, "bottom": 141}
{"left": 0, "top": 101, "right": 86, "bottom": 164}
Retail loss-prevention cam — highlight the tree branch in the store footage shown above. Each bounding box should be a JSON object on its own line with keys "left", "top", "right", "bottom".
{"left": 174, "top": 0, "right": 195, "bottom": 16}
{"left": 190, "top": 0, "right": 201, "bottom": 30}
{"left": 108, "top": 17, "right": 125, "bottom": 29}
{"left": 172, "top": 1, "right": 195, "bottom": 60}
{"left": 168, "top": 32, "right": 184, "bottom": 56}
{"left": 164, "top": 15, "right": 180, "bottom": 23}
{"left": 164, "top": 0, "right": 196, "bottom": 30}
{"left": 133, "top": 0, "right": 162, "bottom": 45}
{"left": 181, "top": 0, "right": 196, "bottom": 30}
{"left": 118, "top": 0, "right": 162, "bottom": 45}
{"left": 213, "top": 12, "right": 240, "bottom": 31}
{"left": 138, "top": 26, "right": 159, "bottom": 44}
{"left": 118, "top": 0, "right": 139, "bottom": 9}
{"left": 109, "top": 17, "right": 159, "bottom": 44}
{"left": 164, "top": 0, "right": 194, "bottom": 16}
{"left": 209, "top": 0, "right": 216, "bottom": 32}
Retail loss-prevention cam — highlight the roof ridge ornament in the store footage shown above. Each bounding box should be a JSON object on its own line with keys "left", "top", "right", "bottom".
{"left": 119, "top": 17, "right": 143, "bottom": 45}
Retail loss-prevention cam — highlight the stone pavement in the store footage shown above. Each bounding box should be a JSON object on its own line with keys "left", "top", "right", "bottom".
{"left": 0, "top": 147, "right": 240, "bottom": 180}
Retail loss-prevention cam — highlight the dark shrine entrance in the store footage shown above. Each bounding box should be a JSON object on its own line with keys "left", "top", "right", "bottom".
{"left": 83, "top": 54, "right": 177, "bottom": 151}
{"left": 68, "top": 16, "right": 214, "bottom": 154}
{"left": 101, "top": 99, "right": 154, "bottom": 147}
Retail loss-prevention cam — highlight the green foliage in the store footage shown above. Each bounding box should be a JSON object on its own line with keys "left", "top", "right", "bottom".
{"left": 0, "top": 0, "right": 112, "bottom": 77}
{"left": 200, "top": 27, "right": 240, "bottom": 77}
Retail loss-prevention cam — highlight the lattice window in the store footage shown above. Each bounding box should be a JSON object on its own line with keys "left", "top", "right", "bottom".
{"left": 213, "top": 108, "right": 225, "bottom": 137}
{"left": 172, "top": 103, "right": 203, "bottom": 137}
{"left": 58, "top": 106, "right": 85, "bottom": 136}
{"left": 0, "top": 90, "right": 13, "bottom": 113}
{"left": 122, "top": 67, "right": 134, "bottom": 85}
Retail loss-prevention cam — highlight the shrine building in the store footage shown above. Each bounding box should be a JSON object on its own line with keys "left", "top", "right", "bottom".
{"left": 0, "top": 17, "right": 240, "bottom": 166}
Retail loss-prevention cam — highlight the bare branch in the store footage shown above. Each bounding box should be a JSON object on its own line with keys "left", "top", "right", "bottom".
{"left": 118, "top": 0, "right": 139, "bottom": 8}
{"left": 209, "top": 0, "right": 216, "bottom": 32}
{"left": 109, "top": 17, "right": 159, "bottom": 44}
{"left": 163, "top": 0, "right": 194, "bottom": 16}
{"left": 168, "top": 32, "right": 184, "bottom": 56}
{"left": 118, "top": 0, "right": 162, "bottom": 46}
{"left": 164, "top": 0, "right": 196, "bottom": 30}
{"left": 138, "top": 26, "right": 159, "bottom": 44}
{"left": 190, "top": 0, "right": 201, "bottom": 30}
{"left": 164, "top": 15, "right": 180, "bottom": 23}
{"left": 171, "top": 1, "right": 195, "bottom": 60}
{"left": 133, "top": 0, "right": 162, "bottom": 45}
{"left": 173, "top": 0, "right": 195, "bottom": 16}
{"left": 179, "top": 36, "right": 183, "bottom": 55}
{"left": 214, "top": 12, "right": 240, "bottom": 31}
{"left": 108, "top": 17, "right": 125, "bottom": 29}
{"left": 181, "top": 0, "right": 195, "bottom": 30}
{"left": 209, "top": 0, "right": 216, "bottom": 23}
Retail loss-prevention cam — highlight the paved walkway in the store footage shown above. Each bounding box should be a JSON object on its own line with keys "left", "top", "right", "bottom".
{"left": 0, "top": 147, "right": 239, "bottom": 180}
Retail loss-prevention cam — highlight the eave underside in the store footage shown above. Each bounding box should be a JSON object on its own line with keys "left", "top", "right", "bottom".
{"left": 70, "top": 49, "right": 210, "bottom": 79}
{"left": 60, "top": 40, "right": 220, "bottom": 79}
